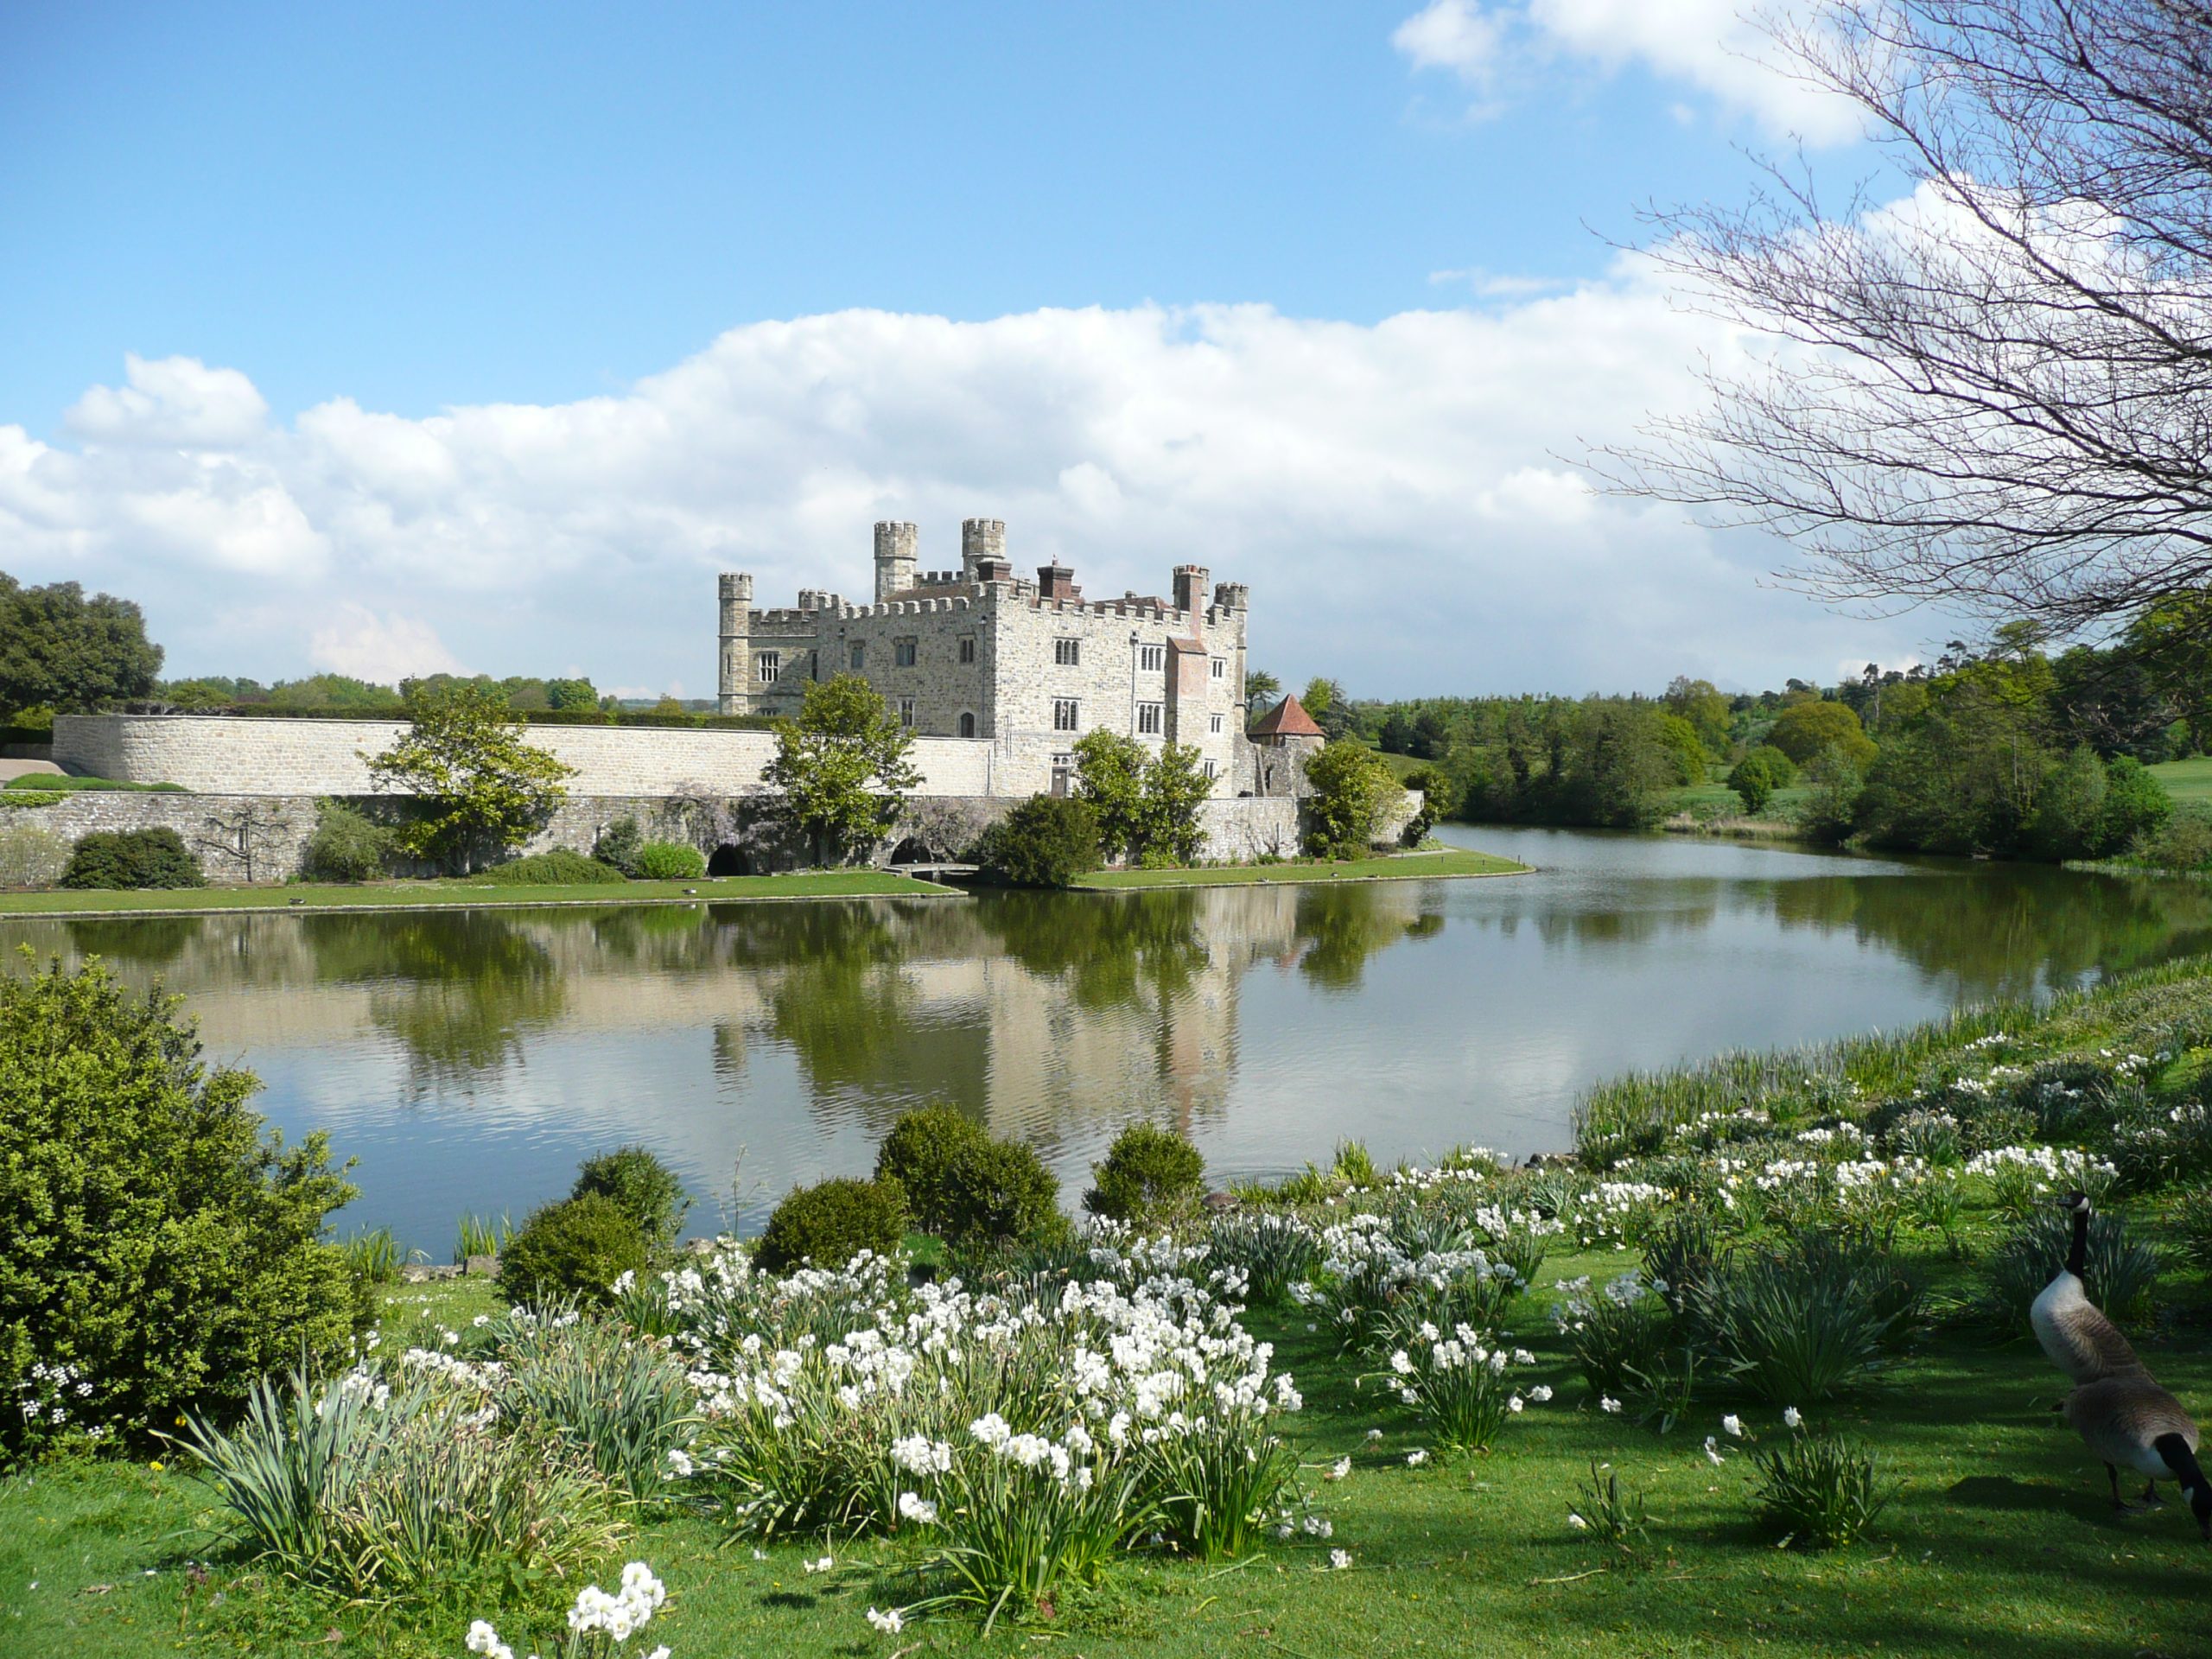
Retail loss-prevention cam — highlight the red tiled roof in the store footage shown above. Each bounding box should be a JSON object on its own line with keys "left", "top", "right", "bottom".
{"left": 1249, "top": 694, "right": 1324, "bottom": 738}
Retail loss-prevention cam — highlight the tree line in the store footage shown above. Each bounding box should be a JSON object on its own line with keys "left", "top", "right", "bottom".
{"left": 1348, "top": 618, "right": 2204, "bottom": 862}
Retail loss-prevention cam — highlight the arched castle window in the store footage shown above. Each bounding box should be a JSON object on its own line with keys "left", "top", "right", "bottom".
{"left": 957, "top": 712, "right": 976, "bottom": 738}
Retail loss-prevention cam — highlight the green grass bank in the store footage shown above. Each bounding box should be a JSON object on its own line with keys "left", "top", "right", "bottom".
{"left": 0, "top": 869, "right": 957, "bottom": 918}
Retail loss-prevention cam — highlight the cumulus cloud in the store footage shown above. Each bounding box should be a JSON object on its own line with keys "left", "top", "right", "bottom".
{"left": 1395, "top": 0, "right": 1861, "bottom": 143}
{"left": 308, "top": 604, "right": 467, "bottom": 683}
{"left": 0, "top": 270, "right": 1935, "bottom": 697}
{"left": 67, "top": 353, "right": 270, "bottom": 448}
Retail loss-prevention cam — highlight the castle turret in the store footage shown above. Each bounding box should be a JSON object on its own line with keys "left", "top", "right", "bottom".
{"left": 874, "top": 521, "right": 918, "bottom": 602}
{"left": 717, "top": 573, "right": 753, "bottom": 715}
{"left": 962, "top": 518, "right": 1006, "bottom": 581}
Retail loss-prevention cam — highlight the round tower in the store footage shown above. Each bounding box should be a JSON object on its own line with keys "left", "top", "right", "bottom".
{"left": 874, "top": 521, "right": 918, "bottom": 601}
{"left": 961, "top": 518, "right": 1006, "bottom": 582}
{"left": 717, "top": 573, "right": 753, "bottom": 715}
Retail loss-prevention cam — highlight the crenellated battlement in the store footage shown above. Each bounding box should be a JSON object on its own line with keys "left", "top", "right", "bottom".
{"left": 715, "top": 516, "right": 1251, "bottom": 787}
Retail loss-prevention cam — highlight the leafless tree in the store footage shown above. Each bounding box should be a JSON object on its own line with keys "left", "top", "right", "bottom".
{"left": 1595, "top": 0, "right": 2212, "bottom": 638}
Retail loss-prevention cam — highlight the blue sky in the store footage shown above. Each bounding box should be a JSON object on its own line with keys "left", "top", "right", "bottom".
{"left": 0, "top": 1, "right": 1915, "bottom": 697}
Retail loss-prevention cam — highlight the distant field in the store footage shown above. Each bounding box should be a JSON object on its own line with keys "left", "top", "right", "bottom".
{"left": 2150, "top": 755, "right": 2212, "bottom": 803}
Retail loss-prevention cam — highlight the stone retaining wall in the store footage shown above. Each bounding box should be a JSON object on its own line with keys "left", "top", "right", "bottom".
{"left": 3, "top": 791, "right": 1306, "bottom": 885}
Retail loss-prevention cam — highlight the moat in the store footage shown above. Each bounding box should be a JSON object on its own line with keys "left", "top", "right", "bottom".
{"left": 7, "top": 825, "right": 2209, "bottom": 1255}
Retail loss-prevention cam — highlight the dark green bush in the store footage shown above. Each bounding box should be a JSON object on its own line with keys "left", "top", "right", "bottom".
{"left": 876, "top": 1106, "right": 991, "bottom": 1230}
{"left": 60, "top": 827, "right": 205, "bottom": 890}
{"left": 636, "top": 841, "right": 707, "bottom": 880}
{"left": 302, "top": 798, "right": 393, "bottom": 882}
{"left": 498, "top": 1193, "right": 649, "bottom": 1307}
{"left": 0, "top": 960, "right": 358, "bottom": 1460}
{"left": 2177, "top": 1183, "right": 2212, "bottom": 1278}
{"left": 753, "top": 1177, "right": 908, "bottom": 1274}
{"left": 473, "top": 849, "right": 627, "bottom": 886}
{"left": 1688, "top": 1226, "right": 1918, "bottom": 1402}
{"left": 593, "top": 816, "right": 644, "bottom": 876}
{"left": 1727, "top": 747, "right": 1796, "bottom": 814}
{"left": 977, "top": 795, "right": 1102, "bottom": 888}
{"left": 1084, "top": 1122, "right": 1206, "bottom": 1225}
{"left": 571, "top": 1145, "right": 691, "bottom": 1255}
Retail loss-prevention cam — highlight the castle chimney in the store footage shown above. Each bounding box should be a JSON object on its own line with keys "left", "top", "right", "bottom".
{"left": 1173, "top": 564, "right": 1209, "bottom": 614}
{"left": 962, "top": 518, "right": 1007, "bottom": 581}
{"left": 1037, "top": 563, "right": 1081, "bottom": 602}
{"left": 874, "top": 521, "right": 918, "bottom": 602}
{"left": 717, "top": 572, "right": 753, "bottom": 715}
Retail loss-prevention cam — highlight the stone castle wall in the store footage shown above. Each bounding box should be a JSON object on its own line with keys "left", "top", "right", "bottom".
{"left": 3, "top": 790, "right": 1302, "bottom": 886}
{"left": 52, "top": 715, "right": 999, "bottom": 799}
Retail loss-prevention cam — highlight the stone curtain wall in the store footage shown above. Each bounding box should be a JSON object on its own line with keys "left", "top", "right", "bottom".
{"left": 54, "top": 715, "right": 997, "bottom": 799}
{"left": 4, "top": 791, "right": 1303, "bottom": 885}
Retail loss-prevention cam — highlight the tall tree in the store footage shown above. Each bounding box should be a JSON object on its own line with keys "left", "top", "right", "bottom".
{"left": 363, "top": 683, "right": 576, "bottom": 873}
{"left": 763, "top": 674, "right": 922, "bottom": 865}
{"left": 1600, "top": 0, "right": 2212, "bottom": 638}
{"left": 0, "top": 574, "right": 163, "bottom": 714}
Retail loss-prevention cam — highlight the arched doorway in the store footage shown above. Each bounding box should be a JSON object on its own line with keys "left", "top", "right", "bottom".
{"left": 887, "top": 836, "right": 929, "bottom": 865}
{"left": 707, "top": 843, "right": 750, "bottom": 876}
{"left": 957, "top": 711, "right": 976, "bottom": 738}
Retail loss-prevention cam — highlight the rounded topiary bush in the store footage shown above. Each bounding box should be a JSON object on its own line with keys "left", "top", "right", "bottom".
{"left": 636, "top": 841, "right": 707, "bottom": 880}
{"left": 499, "top": 1193, "right": 649, "bottom": 1307}
{"left": 753, "top": 1176, "right": 907, "bottom": 1274}
{"left": 876, "top": 1106, "right": 1063, "bottom": 1249}
{"left": 978, "top": 794, "right": 1102, "bottom": 888}
{"left": 0, "top": 960, "right": 359, "bottom": 1460}
{"left": 60, "top": 827, "right": 205, "bottom": 890}
{"left": 571, "top": 1144, "right": 691, "bottom": 1255}
{"left": 1084, "top": 1122, "right": 1206, "bottom": 1225}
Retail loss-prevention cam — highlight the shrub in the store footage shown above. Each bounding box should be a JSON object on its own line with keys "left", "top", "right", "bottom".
{"left": 2133, "top": 801, "right": 2212, "bottom": 872}
{"left": 753, "top": 1176, "right": 908, "bottom": 1274}
{"left": 1688, "top": 1228, "right": 1917, "bottom": 1402}
{"left": 1084, "top": 1122, "right": 1206, "bottom": 1225}
{"left": 0, "top": 822, "right": 68, "bottom": 888}
{"left": 1727, "top": 746, "right": 1796, "bottom": 814}
{"left": 978, "top": 794, "right": 1102, "bottom": 887}
{"left": 60, "top": 826, "right": 204, "bottom": 889}
{"left": 302, "top": 798, "right": 393, "bottom": 882}
{"left": 593, "top": 815, "right": 644, "bottom": 875}
{"left": 473, "top": 848, "right": 627, "bottom": 886}
{"left": 571, "top": 1145, "right": 691, "bottom": 1255}
{"left": 2177, "top": 1183, "right": 2212, "bottom": 1277}
{"left": 1301, "top": 741, "right": 1398, "bottom": 859}
{"left": 0, "top": 959, "right": 358, "bottom": 1459}
{"left": 1980, "top": 1209, "right": 2158, "bottom": 1333}
{"left": 499, "top": 1193, "right": 650, "bottom": 1307}
{"left": 874, "top": 1106, "right": 1061, "bottom": 1249}
{"left": 635, "top": 840, "right": 706, "bottom": 880}
{"left": 1750, "top": 1425, "right": 1891, "bottom": 1548}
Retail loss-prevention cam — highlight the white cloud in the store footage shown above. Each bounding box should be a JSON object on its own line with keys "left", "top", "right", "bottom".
{"left": 0, "top": 273, "right": 1936, "bottom": 698}
{"left": 1395, "top": 0, "right": 1862, "bottom": 144}
{"left": 1392, "top": 0, "right": 1508, "bottom": 87}
{"left": 308, "top": 604, "right": 467, "bottom": 683}
{"left": 66, "top": 353, "right": 270, "bottom": 448}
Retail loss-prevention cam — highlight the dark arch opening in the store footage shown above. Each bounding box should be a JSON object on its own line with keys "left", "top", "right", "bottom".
{"left": 707, "top": 843, "right": 751, "bottom": 877}
{"left": 887, "top": 836, "right": 929, "bottom": 865}
{"left": 957, "top": 711, "right": 976, "bottom": 738}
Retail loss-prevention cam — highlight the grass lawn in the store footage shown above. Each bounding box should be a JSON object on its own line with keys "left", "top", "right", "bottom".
{"left": 2151, "top": 755, "right": 2212, "bottom": 804}
{"left": 0, "top": 870, "right": 958, "bottom": 918}
{"left": 4, "top": 1263, "right": 2208, "bottom": 1658}
{"left": 1079, "top": 847, "right": 1528, "bottom": 888}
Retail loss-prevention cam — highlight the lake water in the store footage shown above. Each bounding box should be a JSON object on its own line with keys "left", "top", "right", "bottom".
{"left": 7, "top": 826, "right": 2209, "bottom": 1255}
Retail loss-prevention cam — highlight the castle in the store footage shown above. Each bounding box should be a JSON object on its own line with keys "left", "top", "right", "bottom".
{"left": 716, "top": 518, "right": 1279, "bottom": 798}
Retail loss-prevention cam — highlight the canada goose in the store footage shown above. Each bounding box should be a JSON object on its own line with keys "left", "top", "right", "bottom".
{"left": 2030, "top": 1191, "right": 2149, "bottom": 1386}
{"left": 2061, "top": 1376, "right": 2212, "bottom": 1539}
